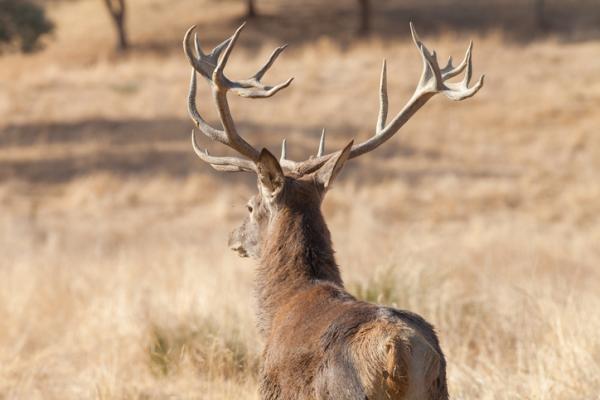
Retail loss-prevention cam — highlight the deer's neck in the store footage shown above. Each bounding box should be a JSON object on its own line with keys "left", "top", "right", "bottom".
{"left": 256, "top": 206, "right": 342, "bottom": 335}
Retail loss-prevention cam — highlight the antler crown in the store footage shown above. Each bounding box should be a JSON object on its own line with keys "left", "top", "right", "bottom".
{"left": 184, "top": 23, "right": 484, "bottom": 176}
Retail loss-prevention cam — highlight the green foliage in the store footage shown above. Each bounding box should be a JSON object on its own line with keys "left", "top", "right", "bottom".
{"left": 0, "top": 0, "right": 53, "bottom": 53}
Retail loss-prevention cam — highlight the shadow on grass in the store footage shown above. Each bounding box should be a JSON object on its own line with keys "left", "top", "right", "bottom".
{"left": 0, "top": 117, "right": 516, "bottom": 185}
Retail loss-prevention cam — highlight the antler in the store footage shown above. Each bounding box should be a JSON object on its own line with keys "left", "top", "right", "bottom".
{"left": 353, "top": 22, "right": 484, "bottom": 157}
{"left": 278, "top": 22, "right": 484, "bottom": 176}
{"left": 185, "top": 23, "right": 483, "bottom": 176}
{"left": 184, "top": 23, "right": 293, "bottom": 172}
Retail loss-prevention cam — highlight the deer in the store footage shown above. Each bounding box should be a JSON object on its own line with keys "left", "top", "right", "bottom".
{"left": 182, "top": 22, "right": 483, "bottom": 400}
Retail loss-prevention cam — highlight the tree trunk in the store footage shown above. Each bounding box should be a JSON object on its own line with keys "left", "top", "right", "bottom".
{"left": 357, "top": 0, "right": 370, "bottom": 35}
{"left": 246, "top": 0, "right": 257, "bottom": 18}
{"left": 534, "top": 0, "right": 548, "bottom": 30}
{"left": 104, "top": 0, "right": 128, "bottom": 51}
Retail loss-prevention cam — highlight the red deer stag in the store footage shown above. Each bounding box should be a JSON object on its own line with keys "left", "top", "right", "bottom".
{"left": 183, "top": 23, "right": 483, "bottom": 399}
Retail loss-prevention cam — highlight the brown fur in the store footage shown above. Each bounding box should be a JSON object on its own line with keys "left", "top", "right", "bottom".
{"left": 229, "top": 167, "right": 449, "bottom": 399}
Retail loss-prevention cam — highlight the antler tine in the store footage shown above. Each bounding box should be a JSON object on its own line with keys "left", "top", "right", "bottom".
{"left": 279, "top": 138, "right": 304, "bottom": 172}
{"left": 231, "top": 57, "right": 294, "bottom": 99}
{"left": 213, "top": 22, "right": 246, "bottom": 85}
{"left": 254, "top": 44, "right": 288, "bottom": 81}
{"left": 376, "top": 60, "right": 388, "bottom": 134}
{"left": 441, "top": 41, "right": 472, "bottom": 80}
{"left": 233, "top": 44, "right": 295, "bottom": 98}
{"left": 191, "top": 130, "right": 256, "bottom": 172}
{"left": 280, "top": 138, "right": 287, "bottom": 162}
{"left": 317, "top": 129, "right": 326, "bottom": 157}
{"left": 193, "top": 33, "right": 202, "bottom": 58}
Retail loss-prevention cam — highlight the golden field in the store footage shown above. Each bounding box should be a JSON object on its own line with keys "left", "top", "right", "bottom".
{"left": 1, "top": 0, "right": 599, "bottom": 398}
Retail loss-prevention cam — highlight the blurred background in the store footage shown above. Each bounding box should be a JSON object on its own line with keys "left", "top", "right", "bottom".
{"left": 1, "top": 0, "right": 600, "bottom": 398}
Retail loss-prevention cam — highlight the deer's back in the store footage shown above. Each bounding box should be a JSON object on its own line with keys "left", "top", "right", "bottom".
{"left": 260, "top": 282, "right": 448, "bottom": 400}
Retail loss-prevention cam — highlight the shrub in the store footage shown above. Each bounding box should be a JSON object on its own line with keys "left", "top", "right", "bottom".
{"left": 0, "top": 0, "right": 53, "bottom": 53}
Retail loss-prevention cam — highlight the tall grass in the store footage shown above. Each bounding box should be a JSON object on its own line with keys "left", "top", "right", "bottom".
{"left": 1, "top": 177, "right": 598, "bottom": 399}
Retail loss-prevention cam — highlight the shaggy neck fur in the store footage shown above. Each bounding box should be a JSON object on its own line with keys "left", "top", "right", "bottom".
{"left": 256, "top": 201, "right": 342, "bottom": 335}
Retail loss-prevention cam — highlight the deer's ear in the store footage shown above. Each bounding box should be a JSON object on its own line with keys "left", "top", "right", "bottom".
{"left": 315, "top": 140, "right": 353, "bottom": 190}
{"left": 257, "top": 148, "right": 285, "bottom": 199}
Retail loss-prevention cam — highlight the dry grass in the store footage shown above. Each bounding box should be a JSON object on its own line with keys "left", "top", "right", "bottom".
{"left": 1, "top": 0, "right": 600, "bottom": 399}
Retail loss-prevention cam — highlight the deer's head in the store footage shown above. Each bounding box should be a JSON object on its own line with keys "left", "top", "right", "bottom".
{"left": 227, "top": 143, "right": 352, "bottom": 258}
{"left": 183, "top": 23, "right": 483, "bottom": 260}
